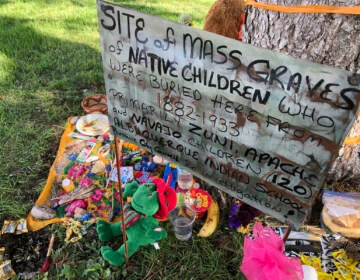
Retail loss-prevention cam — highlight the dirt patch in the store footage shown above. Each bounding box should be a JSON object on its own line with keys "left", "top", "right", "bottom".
{"left": 0, "top": 228, "right": 53, "bottom": 278}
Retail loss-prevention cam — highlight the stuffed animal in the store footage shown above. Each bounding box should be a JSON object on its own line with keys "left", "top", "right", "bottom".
{"left": 96, "top": 179, "right": 176, "bottom": 266}
{"left": 203, "top": 0, "right": 246, "bottom": 40}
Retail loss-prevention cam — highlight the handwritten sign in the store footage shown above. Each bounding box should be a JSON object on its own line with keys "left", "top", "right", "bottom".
{"left": 96, "top": 0, "right": 360, "bottom": 228}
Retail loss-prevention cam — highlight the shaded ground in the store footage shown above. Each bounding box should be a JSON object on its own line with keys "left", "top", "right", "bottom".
{"left": 0, "top": 228, "right": 51, "bottom": 278}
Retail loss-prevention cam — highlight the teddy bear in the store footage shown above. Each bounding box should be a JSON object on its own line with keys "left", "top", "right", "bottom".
{"left": 96, "top": 178, "right": 176, "bottom": 266}
{"left": 203, "top": 0, "right": 246, "bottom": 40}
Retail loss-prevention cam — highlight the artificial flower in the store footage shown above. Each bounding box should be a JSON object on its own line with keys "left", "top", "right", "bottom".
{"left": 240, "top": 222, "right": 303, "bottom": 280}
{"left": 67, "top": 164, "right": 87, "bottom": 180}
{"left": 79, "top": 178, "right": 93, "bottom": 188}
{"left": 90, "top": 189, "right": 105, "bottom": 202}
{"left": 65, "top": 199, "right": 88, "bottom": 216}
{"left": 229, "top": 201, "right": 260, "bottom": 230}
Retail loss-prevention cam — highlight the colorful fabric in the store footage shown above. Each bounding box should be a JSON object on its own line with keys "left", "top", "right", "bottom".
{"left": 27, "top": 117, "right": 127, "bottom": 230}
{"left": 123, "top": 203, "right": 142, "bottom": 228}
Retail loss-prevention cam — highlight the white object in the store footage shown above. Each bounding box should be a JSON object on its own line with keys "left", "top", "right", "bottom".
{"left": 302, "top": 265, "right": 318, "bottom": 280}
{"left": 153, "top": 242, "right": 160, "bottom": 250}
{"left": 30, "top": 205, "right": 57, "bottom": 220}
{"left": 177, "top": 168, "right": 193, "bottom": 190}
{"left": 76, "top": 113, "right": 109, "bottom": 136}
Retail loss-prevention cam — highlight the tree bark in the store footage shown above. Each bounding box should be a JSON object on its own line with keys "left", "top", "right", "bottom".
{"left": 243, "top": 0, "right": 360, "bottom": 186}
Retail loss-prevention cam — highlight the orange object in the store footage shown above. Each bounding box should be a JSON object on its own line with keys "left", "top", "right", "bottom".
{"left": 245, "top": 0, "right": 360, "bottom": 15}
{"left": 185, "top": 188, "right": 212, "bottom": 219}
{"left": 122, "top": 142, "right": 140, "bottom": 151}
{"left": 238, "top": 13, "right": 246, "bottom": 41}
{"left": 26, "top": 119, "right": 76, "bottom": 231}
{"left": 343, "top": 136, "right": 360, "bottom": 145}
{"left": 81, "top": 94, "right": 107, "bottom": 114}
{"left": 62, "top": 178, "right": 75, "bottom": 193}
{"left": 343, "top": 113, "right": 360, "bottom": 145}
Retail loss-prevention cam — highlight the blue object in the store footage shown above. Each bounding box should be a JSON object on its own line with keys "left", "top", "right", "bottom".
{"left": 134, "top": 157, "right": 157, "bottom": 172}
{"left": 67, "top": 153, "right": 78, "bottom": 161}
{"left": 79, "top": 213, "right": 93, "bottom": 221}
{"left": 105, "top": 164, "right": 112, "bottom": 172}
{"left": 136, "top": 171, "right": 153, "bottom": 184}
{"left": 163, "top": 163, "right": 178, "bottom": 189}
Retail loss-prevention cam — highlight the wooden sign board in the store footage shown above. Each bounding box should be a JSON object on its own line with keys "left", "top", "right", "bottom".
{"left": 97, "top": 0, "right": 360, "bottom": 228}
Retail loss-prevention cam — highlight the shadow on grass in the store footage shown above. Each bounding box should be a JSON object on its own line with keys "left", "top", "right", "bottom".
{"left": 0, "top": 0, "right": 11, "bottom": 7}
{"left": 0, "top": 16, "right": 103, "bottom": 92}
{"left": 0, "top": 15, "right": 104, "bottom": 220}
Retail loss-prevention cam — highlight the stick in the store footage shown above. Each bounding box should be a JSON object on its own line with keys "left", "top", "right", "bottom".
{"left": 40, "top": 233, "right": 55, "bottom": 273}
{"left": 114, "top": 137, "right": 129, "bottom": 266}
{"left": 107, "top": 157, "right": 117, "bottom": 222}
{"left": 282, "top": 224, "right": 292, "bottom": 242}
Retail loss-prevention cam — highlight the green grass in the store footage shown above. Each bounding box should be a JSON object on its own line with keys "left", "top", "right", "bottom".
{"left": 0, "top": 0, "right": 213, "bottom": 221}
{"left": 34, "top": 222, "right": 245, "bottom": 280}
{"left": 0, "top": 0, "right": 246, "bottom": 279}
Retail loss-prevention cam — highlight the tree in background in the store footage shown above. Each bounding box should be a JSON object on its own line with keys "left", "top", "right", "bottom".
{"left": 242, "top": 0, "right": 360, "bottom": 187}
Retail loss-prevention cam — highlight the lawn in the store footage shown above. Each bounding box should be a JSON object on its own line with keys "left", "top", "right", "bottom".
{"left": 0, "top": 0, "right": 246, "bottom": 279}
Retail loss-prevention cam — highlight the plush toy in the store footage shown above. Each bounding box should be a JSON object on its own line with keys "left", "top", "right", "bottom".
{"left": 203, "top": 0, "right": 246, "bottom": 40}
{"left": 96, "top": 179, "right": 176, "bottom": 266}
{"left": 152, "top": 178, "right": 177, "bottom": 220}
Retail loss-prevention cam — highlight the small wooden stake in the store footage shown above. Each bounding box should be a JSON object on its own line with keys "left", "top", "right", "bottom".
{"left": 282, "top": 224, "right": 292, "bottom": 242}
{"left": 114, "top": 136, "right": 129, "bottom": 266}
{"left": 40, "top": 233, "right": 55, "bottom": 273}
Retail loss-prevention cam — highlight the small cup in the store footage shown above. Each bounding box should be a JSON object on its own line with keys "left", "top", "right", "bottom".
{"left": 169, "top": 204, "right": 196, "bottom": 241}
{"left": 177, "top": 168, "right": 193, "bottom": 191}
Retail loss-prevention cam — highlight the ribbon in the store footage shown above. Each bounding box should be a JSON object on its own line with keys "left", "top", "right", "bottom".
{"left": 245, "top": 0, "right": 360, "bottom": 15}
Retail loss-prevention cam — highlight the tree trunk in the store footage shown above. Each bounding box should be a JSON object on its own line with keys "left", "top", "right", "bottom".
{"left": 243, "top": 0, "right": 360, "bottom": 187}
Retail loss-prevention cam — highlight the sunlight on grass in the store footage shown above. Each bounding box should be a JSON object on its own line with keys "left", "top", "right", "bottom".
{"left": 0, "top": 53, "right": 13, "bottom": 84}
{"left": 117, "top": 0, "right": 213, "bottom": 27}
{"left": 0, "top": 1, "right": 248, "bottom": 279}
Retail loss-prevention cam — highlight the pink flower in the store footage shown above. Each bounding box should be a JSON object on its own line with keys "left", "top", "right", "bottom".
{"left": 102, "top": 134, "right": 109, "bottom": 141}
{"left": 240, "top": 222, "right": 303, "bottom": 280}
{"left": 90, "top": 189, "right": 105, "bottom": 202}
{"left": 97, "top": 203, "right": 105, "bottom": 211}
{"left": 68, "top": 164, "right": 87, "bottom": 180}
{"left": 114, "top": 191, "right": 121, "bottom": 201}
{"left": 79, "top": 178, "right": 93, "bottom": 188}
{"left": 65, "top": 199, "right": 88, "bottom": 216}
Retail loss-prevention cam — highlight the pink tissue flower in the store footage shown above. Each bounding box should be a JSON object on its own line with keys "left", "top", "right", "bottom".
{"left": 102, "top": 134, "right": 109, "bottom": 141}
{"left": 240, "top": 222, "right": 303, "bottom": 280}
{"left": 68, "top": 164, "right": 87, "bottom": 180}
{"left": 65, "top": 199, "right": 87, "bottom": 216}
{"left": 79, "top": 178, "right": 93, "bottom": 188}
{"left": 90, "top": 189, "right": 105, "bottom": 202}
{"left": 97, "top": 203, "right": 105, "bottom": 211}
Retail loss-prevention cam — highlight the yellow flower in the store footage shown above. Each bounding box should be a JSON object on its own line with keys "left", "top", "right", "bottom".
{"left": 237, "top": 224, "right": 250, "bottom": 234}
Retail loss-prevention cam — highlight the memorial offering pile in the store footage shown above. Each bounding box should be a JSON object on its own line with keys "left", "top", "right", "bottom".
{"left": 0, "top": 108, "right": 358, "bottom": 279}
{"left": 24, "top": 112, "right": 223, "bottom": 231}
